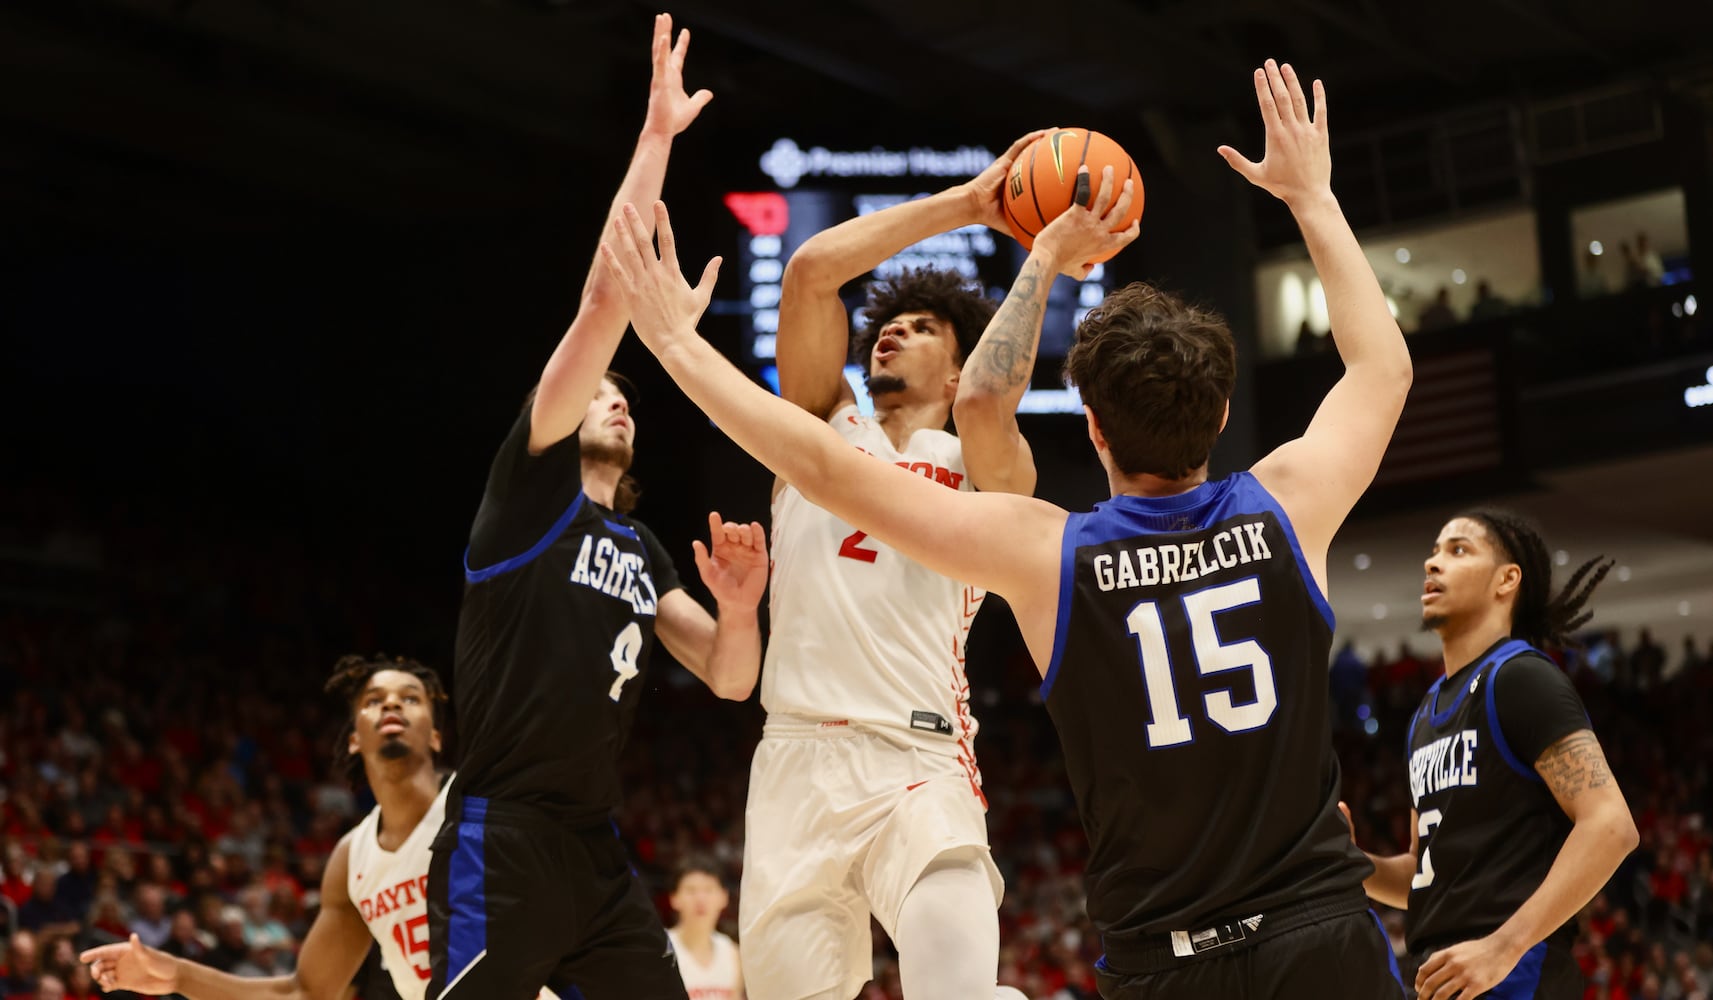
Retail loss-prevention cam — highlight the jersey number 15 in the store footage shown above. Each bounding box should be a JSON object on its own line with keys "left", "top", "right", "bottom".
{"left": 1125, "top": 577, "right": 1278, "bottom": 749}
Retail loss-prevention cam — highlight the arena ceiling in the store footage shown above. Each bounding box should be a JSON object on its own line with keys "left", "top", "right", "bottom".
{"left": 6, "top": 0, "right": 1712, "bottom": 229}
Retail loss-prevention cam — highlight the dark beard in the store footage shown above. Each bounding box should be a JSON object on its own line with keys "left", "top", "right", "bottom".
{"left": 868, "top": 373, "right": 907, "bottom": 396}
{"left": 1421, "top": 613, "right": 1446, "bottom": 633}
{"left": 581, "top": 439, "right": 634, "bottom": 471}
{"left": 378, "top": 739, "right": 411, "bottom": 761}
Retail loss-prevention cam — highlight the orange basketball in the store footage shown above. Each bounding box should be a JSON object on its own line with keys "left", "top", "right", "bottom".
{"left": 1001, "top": 128, "right": 1144, "bottom": 262}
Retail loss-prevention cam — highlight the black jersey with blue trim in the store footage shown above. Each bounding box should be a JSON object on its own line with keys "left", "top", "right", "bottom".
{"left": 452, "top": 406, "right": 681, "bottom": 825}
{"left": 1404, "top": 639, "right": 1587, "bottom": 954}
{"left": 1041, "top": 472, "right": 1369, "bottom": 951}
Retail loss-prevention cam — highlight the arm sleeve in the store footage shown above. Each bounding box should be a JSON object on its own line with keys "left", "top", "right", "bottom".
{"left": 466, "top": 405, "right": 585, "bottom": 570}
{"left": 1493, "top": 653, "right": 1592, "bottom": 767}
{"left": 633, "top": 520, "right": 684, "bottom": 597}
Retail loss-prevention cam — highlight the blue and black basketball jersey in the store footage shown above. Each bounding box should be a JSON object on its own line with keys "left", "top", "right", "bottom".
{"left": 452, "top": 406, "right": 681, "bottom": 826}
{"left": 1405, "top": 639, "right": 1588, "bottom": 959}
{"left": 1041, "top": 473, "right": 1368, "bottom": 958}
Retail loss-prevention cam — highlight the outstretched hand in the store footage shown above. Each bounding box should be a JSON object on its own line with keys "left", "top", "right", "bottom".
{"left": 599, "top": 201, "right": 722, "bottom": 352}
{"left": 81, "top": 934, "right": 178, "bottom": 995}
{"left": 1218, "top": 59, "right": 1330, "bottom": 208}
{"left": 963, "top": 129, "right": 1050, "bottom": 232}
{"left": 1034, "top": 165, "right": 1141, "bottom": 279}
{"left": 694, "top": 511, "right": 769, "bottom": 610}
{"left": 641, "top": 13, "right": 713, "bottom": 140}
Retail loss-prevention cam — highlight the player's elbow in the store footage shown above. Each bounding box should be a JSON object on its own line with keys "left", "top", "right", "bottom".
{"left": 1610, "top": 806, "right": 1640, "bottom": 854}
{"left": 713, "top": 676, "right": 756, "bottom": 702}
{"left": 782, "top": 244, "right": 842, "bottom": 292}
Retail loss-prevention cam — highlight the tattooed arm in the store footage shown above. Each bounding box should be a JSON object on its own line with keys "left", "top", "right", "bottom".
{"left": 1415, "top": 729, "right": 1638, "bottom": 1000}
{"left": 953, "top": 166, "right": 1139, "bottom": 494}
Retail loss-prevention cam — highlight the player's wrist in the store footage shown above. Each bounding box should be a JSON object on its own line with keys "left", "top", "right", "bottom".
{"left": 1283, "top": 187, "right": 1339, "bottom": 218}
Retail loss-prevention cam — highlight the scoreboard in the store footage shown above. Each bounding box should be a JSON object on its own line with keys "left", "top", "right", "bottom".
{"left": 719, "top": 136, "right": 1109, "bottom": 414}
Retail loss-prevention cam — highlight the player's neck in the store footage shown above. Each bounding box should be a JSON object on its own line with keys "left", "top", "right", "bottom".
{"left": 871, "top": 394, "right": 949, "bottom": 452}
{"left": 581, "top": 458, "right": 622, "bottom": 509}
{"left": 369, "top": 763, "right": 442, "bottom": 852}
{"left": 673, "top": 922, "right": 715, "bottom": 955}
{"left": 1437, "top": 610, "right": 1512, "bottom": 678}
{"left": 1109, "top": 465, "right": 1210, "bottom": 498}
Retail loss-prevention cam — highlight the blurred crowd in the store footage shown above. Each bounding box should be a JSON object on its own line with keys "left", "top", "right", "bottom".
{"left": 2, "top": 493, "right": 1709, "bottom": 1000}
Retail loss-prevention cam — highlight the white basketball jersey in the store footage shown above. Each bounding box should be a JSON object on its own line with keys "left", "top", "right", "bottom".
{"left": 764, "top": 405, "right": 987, "bottom": 772}
{"left": 667, "top": 928, "right": 741, "bottom": 1000}
{"left": 346, "top": 777, "right": 555, "bottom": 1000}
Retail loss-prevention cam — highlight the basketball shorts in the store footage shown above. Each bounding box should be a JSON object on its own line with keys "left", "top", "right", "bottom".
{"left": 1413, "top": 940, "right": 1582, "bottom": 999}
{"left": 739, "top": 716, "right": 1003, "bottom": 1000}
{"left": 1093, "top": 900, "right": 1406, "bottom": 1000}
{"left": 425, "top": 794, "right": 686, "bottom": 1000}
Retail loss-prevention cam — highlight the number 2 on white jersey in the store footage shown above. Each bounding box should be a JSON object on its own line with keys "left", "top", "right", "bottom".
{"left": 1125, "top": 577, "right": 1277, "bottom": 749}
{"left": 607, "top": 622, "right": 643, "bottom": 701}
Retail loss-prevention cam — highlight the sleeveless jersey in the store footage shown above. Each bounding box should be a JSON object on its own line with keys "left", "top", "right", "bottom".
{"left": 764, "top": 404, "right": 986, "bottom": 765}
{"left": 1404, "top": 639, "right": 1580, "bottom": 953}
{"left": 666, "top": 928, "right": 741, "bottom": 1000}
{"left": 455, "top": 408, "right": 680, "bottom": 825}
{"left": 1041, "top": 473, "right": 1368, "bottom": 955}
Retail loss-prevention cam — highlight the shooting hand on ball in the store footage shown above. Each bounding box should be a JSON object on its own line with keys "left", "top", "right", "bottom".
{"left": 1033, "top": 165, "right": 1140, "bottom": 280}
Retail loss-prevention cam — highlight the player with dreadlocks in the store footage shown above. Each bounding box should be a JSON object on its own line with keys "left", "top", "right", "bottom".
{"left": 83, "top": 655, "right": 554, "bottom": 1000}
{"left": 1351, "top": 509, "right": 1637, "bottom": 1000}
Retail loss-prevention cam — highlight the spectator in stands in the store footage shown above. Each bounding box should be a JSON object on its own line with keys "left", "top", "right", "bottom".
{"left": 53, "top": 845, "right": 94, "bottom": 921}
{"left": 128, "top": 884, "right": 171, "bottom": 949}
{"left": 1419, "top": 286, "right": 1458, "bottom": 330}
{"left": 0, "top": 930, "right": 41, "bottom": 997}
{"left": 15, "top": 871, "right": 78, "bottom": 939}
{"left": 1469, "top": 279, "right": 1510, "bottom": 320}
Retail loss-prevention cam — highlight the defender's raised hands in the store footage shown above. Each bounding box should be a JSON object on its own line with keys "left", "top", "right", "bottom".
{"left": 600, "top": 201, "right": 721, "bottom": 351}
{"left": 641, "top": 13, "right": 713, "bottom": 141}
{"left": 1218, "top": 59, "right": 1330, "bottom": 208}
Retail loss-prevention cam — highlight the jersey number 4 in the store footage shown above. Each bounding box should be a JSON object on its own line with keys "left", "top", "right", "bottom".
{"left": 608, "top": 622, "right": 643, "bottom": 701}
{"left": 1125, "top": 577, "right": 1278, "bottom": 748}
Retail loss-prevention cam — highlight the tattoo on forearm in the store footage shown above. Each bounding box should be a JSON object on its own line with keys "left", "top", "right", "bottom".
{"left": 1535, "top": 730, "right": 1614, "bottom": 801}
{"left": 967, "top": 257, "right": 1050, "bottom": 393}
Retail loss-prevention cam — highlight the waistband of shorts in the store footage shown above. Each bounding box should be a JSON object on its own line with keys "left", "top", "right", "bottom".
{"left": 762, "top": 713, "right": 964, "bottom": 753}
{"left": 449, "top": 793, "right": 613, "bottom": 832}
{"left": 1100, "top": 889, "right": 1370, "bottom": 975}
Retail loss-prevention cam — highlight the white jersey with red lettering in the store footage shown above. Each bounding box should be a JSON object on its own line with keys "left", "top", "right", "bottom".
{"left": 346, "top": 776, "right": 555, "bottom": 1000}
{"left": 666, "top": 927, "right": 741, "bottom": 1000}
{"left": 763, "top": 403, "right": 987, "bottom": 767}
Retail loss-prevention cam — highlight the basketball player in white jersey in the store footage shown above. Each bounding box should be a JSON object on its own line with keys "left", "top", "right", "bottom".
{"left": 736, "top": 132, "right": 1138, "bottom": 999}
{"left": 80, "top": 655, "right": 559, "bottom": 1000}
{"left": 666, "top": 860, "right": 743, "bottom": 1000}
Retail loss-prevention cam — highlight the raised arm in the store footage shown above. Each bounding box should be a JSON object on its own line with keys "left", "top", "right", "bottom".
{"left": 1416, "top": 731, "right": 1637, "bottom": 1000}
{"left": 83, "top": 836, "right": 371, "bottom": 1000}
{"left": 528, "top": 13, "right": 713, "bottom": 453}
{"left": 601, "top": 202, "right": 1068, "bottom": 659}
{"left": 776, "top": 130, "right": 1044, "bottom": 420}
{"left": 653, "top": 512, "right": 768, "bottom": 701}
{"left": 954, "top": 165, "right": 1139, "bottom": 494}
{"left": 1235, "top": 62, "right": 1412, "bottom": 587}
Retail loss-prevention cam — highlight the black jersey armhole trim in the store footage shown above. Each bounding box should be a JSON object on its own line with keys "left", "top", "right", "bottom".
{"left": 464, "top": 490, "right": 586, "bottom": 583}
{"left": 1485, "top": 649, "right": 1549, "bottom": 782}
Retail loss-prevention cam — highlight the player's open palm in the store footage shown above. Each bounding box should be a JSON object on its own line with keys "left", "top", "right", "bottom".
{"left": 965, "top": 128, "right": 1049, "bottom": 232}
{"left": 81, "top": 933, "right": 177, "bottom": 995}
{"left": 602, "top": 201, "right": 721, "bottom": 351}
{"left": 1035, "top": 164, "right": 1140, "bottom": 279}
{"left": 694, "top": 511, "right": 769, "bottom": 610}
{"left": 641, "top": 13, "right": 713, "bottom": 140}
{"left": 1415, "top": 933, "right": 1518, "bottom": 1000}
{"left": 1218, "top": 59, "right": 1330, "bottom": 207}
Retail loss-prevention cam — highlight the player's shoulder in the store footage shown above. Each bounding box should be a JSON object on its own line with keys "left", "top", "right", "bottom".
{"left": 1493, "top": 646, "right": 1575, "bottom": 695}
